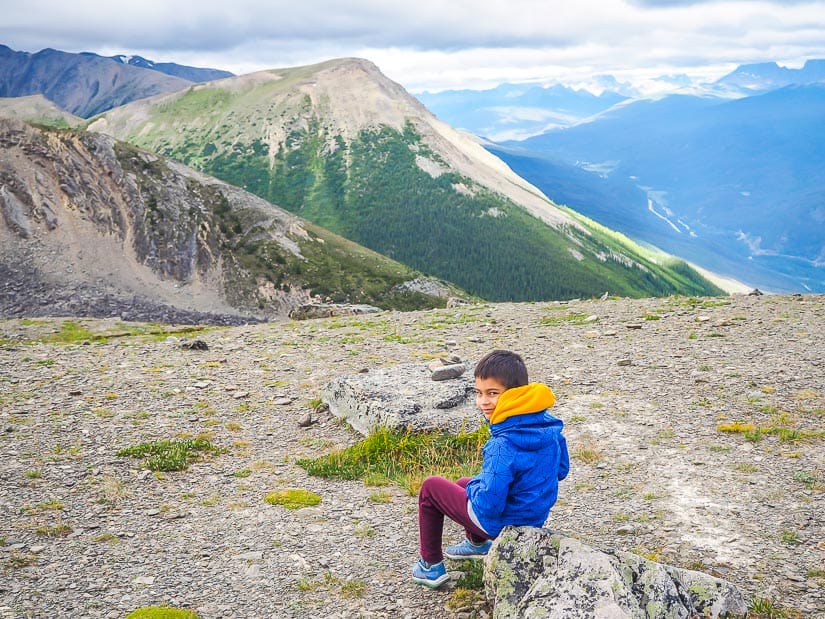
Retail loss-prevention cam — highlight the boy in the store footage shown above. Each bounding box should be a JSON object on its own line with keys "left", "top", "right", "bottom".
{"left": 412, "top": 349, "right": 569, "bottom": 588}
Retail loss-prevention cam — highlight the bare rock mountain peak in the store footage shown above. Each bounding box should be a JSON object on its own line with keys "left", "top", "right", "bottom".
{"left": 88, "top": 57, "right": 574, "bottom": 230}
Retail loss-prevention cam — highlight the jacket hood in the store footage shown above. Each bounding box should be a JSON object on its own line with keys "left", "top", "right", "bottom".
{"left": 489, "top": 382, "right": 555, "bottom": 425}
{"left": 489, "top": 383, "right": 562, "bottom": 452}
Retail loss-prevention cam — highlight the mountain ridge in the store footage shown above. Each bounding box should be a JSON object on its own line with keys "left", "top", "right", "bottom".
{"left": 0, "top": 118, "right": 457, "bottom": 322}
{"left": 0, "top": 44, "right": 231, "bottom": 118}
{"left": 85, "top": 57, "right": 722, "bottom": 302}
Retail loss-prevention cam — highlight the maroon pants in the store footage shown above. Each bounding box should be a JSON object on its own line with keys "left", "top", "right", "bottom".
{"left": 418, "top": 476, "right": 491, "bottom": 564}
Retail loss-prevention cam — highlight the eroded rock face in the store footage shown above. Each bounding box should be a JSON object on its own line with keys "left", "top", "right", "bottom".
{"left": 320, "top": 363, "right": 481, "bottom": 435}
{"left": 485, "top": 527, "right": 747, "bottom": 619}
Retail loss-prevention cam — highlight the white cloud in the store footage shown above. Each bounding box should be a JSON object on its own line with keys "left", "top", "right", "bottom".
{"left": 2, "top": 0, "right": 825, "bottom": 91}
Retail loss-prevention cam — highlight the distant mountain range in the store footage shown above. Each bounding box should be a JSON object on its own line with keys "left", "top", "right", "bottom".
{"left": 0, "top": 44, "right": 232, "bottom": 117}
{"left": 490, "top": 85, "right": 825, "bottom": 292}
{"left": 714, "top": 59, "right": 825, "bottom": 93}
{"left": 416, "top": 83, "right": 627, "bottom": 142}
{"left": 416, "top": 58, "right": 825, "bottom": 142}
{"left": 417, "top": 58, "right": 825, "bottom": 292}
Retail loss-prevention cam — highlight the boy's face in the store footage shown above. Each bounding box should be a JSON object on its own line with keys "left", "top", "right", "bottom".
{"left": 475, "top": 376, "right": 508, "bottom": 420}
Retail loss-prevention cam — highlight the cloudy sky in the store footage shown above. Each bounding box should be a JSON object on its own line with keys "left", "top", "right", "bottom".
{"left": 3, "top": 0, "right": 825, "bottom": 92}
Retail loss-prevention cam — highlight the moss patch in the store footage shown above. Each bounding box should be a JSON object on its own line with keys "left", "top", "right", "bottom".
{"left": 264, "top": 488, "right": 321, "bottom": 509}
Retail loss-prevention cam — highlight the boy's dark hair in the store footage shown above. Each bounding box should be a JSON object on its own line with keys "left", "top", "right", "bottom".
{"left": 474, "top": 350, "right": 528, "bottom": 390}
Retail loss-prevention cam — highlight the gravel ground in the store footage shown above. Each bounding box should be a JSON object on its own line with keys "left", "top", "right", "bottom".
{"left": 1, "top": 294, "right": 823, "bottom": 618}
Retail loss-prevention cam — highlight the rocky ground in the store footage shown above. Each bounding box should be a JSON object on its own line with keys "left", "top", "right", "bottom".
{"left": 0, "top": 294, "right": 823, "bottom": 618}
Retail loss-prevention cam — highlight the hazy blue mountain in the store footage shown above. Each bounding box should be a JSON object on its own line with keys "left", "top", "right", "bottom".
{"left": 107, "top": 53, "right": 234, "bottom": 82}
{"left": 416, "top": 83, "right": 627, "bottom": 141}
{"left": 493, "top": 86, "right": 825, "bottom": 292}
{"left": 0, "top": 44, "right": 230, "bottom": 117}
{"left": 716, "top": 59, "right": 825, "bottom": 93}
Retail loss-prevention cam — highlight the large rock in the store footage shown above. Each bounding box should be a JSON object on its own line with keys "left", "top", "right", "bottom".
{"left": 320, "top": 363, "right": 481, "bottom": 435}
{"left": 485, "top": 527, "right": 748, "bottom": 619}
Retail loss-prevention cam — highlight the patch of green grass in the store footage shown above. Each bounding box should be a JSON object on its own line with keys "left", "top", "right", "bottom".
{"left": 780, "top": 530, "right": 800, "bottom": 545}
{"left": 35, "top": 523, "right": 72, "bottom": 537}
{"left": 452, "top": 558, "right": 485, "bottom": 589}
{"left": 125, "top": 608, "right": 201, "bottom": 619}
{"left": 264, "top": 488, "right": 321, "bottom": 509}
{"left": 340, "top": 579, "right": 368, "bottom": 598}
{"left": 37, "top": 498, "right": 64, "bottom": 511}
{"left": 669, "top": 297, "right": 731, "bottom": 310}
{"left": 29, "top": 320, "right": 210, "bottom": 346}
{"left": 793, "top": 470, "right": 821, "bottom": 491}
{"left": 354, "top": 524, "right": 376, "bottom": 538}
{"left": 93, "top": 532, "right": 120, "bottom": 543}
{"left": 368, "top": 491, "right": 392, "bottom": 503}
{"left": 117, "top": 438, "right": 224, "bottom": 471}
{"left": 24, "top": 469, "right": 43, "bottom": 479}
{"left": 748, "top": 597, "right": 804, "bottom": 618}
{"left": 718, "top": 418, "right": 825, "bottom": 445}
{"left": 446, "top": 559, "right": 487, "bottom": 612}
{"left": 707, "top": 445, "right": 731, "bottom": 453}
{"left": 539, "top": 311, "right": 591, "bottom": 326}
{"left": 572, "top": 441, "right": 604, "bottom": 464}
{"left": 4, "top": 551, "right": 38, "bottom": 569}
{"left": 297, "top": 426, "right": 488, "bottom": 495}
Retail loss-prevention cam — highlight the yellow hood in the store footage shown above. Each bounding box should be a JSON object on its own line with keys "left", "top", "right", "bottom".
{"left": 489, "top": 382, "right": 556, "bottom": 425}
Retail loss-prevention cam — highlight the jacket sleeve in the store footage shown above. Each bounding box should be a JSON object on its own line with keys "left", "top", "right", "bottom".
{"left": 557, "top": 433, "right": 570, "bottom": 481}
{"left": 466, "top": 437, "right": 515, "bottom": 522}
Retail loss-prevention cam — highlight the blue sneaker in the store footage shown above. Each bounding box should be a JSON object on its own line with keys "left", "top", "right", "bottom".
{"left": 445, "top": 538, "right": 492, "bottom": 560}
{"left": 411, "top": 558, "right": 450, "bottom": 588}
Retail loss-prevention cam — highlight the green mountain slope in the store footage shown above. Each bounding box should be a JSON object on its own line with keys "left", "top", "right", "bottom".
{"left": 88, "top": 58, "right": 723, "bottom": 301}
{"left": 0, "top": 119, "right": 458, "bottom": 322}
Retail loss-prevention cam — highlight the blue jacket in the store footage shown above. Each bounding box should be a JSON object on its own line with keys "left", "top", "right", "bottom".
{"left": 466, "top": 383, "right": 569, "bottom": 538}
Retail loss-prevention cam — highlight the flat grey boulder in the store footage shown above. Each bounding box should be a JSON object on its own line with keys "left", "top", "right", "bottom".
{"left": 485, "top": 527, "right": 748, "bottom": 619}
{"left": 320, "top": 363, "right": 481, "bottom": 435}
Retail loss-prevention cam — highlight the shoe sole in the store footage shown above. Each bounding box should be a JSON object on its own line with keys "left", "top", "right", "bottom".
{"left": 412, "top": 573, "right": 451, "bottom": 588}
{"left": 444, "top": 551, "right": 487, "bottom": 560}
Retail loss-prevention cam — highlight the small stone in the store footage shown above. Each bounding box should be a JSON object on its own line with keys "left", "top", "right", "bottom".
{"left": 617, "top": 359, "right": 632, "bottom": 366}
{"left": 298, "top": 412, "right": 314, "bottom": 428}
{"left": 232, "top": 391, "right": 249, "bottom": 399}
{"left": 133, "top": 576, "right": 155, "bottom": 585}
{"left": 625, "top": 324, "right": 643, "bottom": 330}
{"left": 431, "top": 363, "right": 466, "bottom": 381}
{"left": 273, "top": 397, "right": 293, "bottom": 405}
